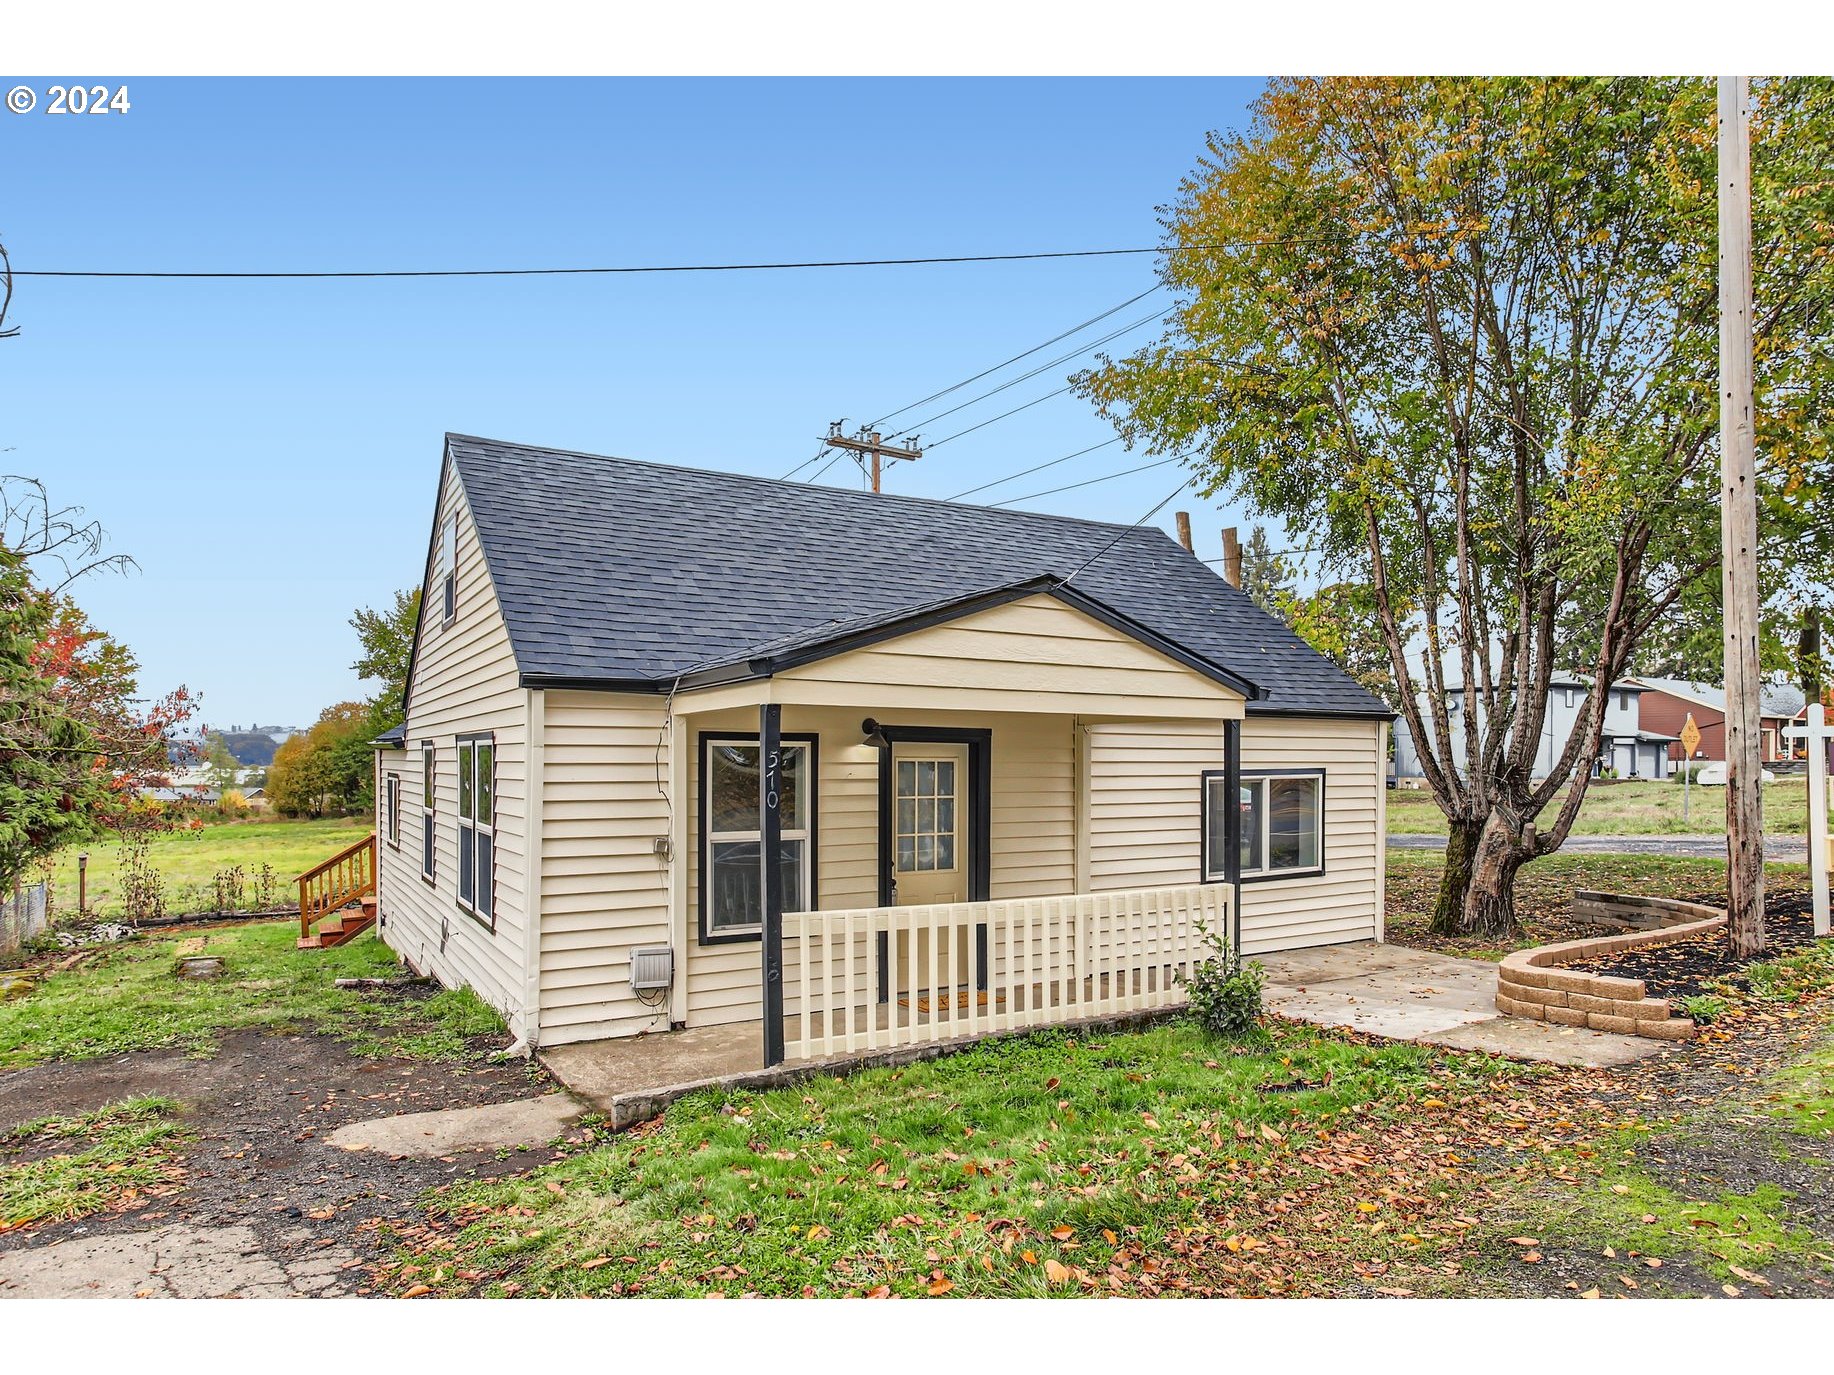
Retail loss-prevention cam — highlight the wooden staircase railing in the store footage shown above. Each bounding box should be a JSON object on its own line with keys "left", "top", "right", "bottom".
{"left": 297, "top": 832, "right": 377, "bottom": 947}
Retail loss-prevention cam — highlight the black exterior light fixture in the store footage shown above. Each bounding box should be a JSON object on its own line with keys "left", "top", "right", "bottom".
{"left": 861, "top": 717, "right": 889, "bottom": 750}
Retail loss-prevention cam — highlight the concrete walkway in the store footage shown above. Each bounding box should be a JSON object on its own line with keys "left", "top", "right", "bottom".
{"left": 1389, "top": 831, "right": 1807, "bottom": 862}
{"left": 327, "top": 1092, "right": 582, "bottom": 1159}
{"left": 1258, "top": 942, "right": 1663, "bottom": 1068}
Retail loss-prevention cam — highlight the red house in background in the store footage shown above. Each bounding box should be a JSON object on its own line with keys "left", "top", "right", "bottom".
{"left": 1633, "top": 677, "right": 1808, "bottom": 765}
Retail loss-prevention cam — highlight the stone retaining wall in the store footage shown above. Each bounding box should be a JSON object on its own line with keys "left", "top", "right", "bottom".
{"left": 1495, "top": 891, "right": 1727, "bottom": 1042}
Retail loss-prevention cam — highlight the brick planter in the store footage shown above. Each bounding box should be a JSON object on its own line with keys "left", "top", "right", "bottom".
{"left": 1495, "top": 891, "right": 1726, "bottom": 1041}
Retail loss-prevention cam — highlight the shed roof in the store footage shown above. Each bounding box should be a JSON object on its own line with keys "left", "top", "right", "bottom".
{"left": 441, "top": 433, "right": 1392, "bottom": 719}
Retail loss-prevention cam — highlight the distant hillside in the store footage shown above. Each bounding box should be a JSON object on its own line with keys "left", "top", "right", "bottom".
{"left": 214, "top": 731, "right": 284, "bottom": 766}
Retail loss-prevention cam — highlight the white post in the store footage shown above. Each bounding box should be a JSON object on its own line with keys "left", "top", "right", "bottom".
{"left": 1784, "top": 703, "right": 1831, "bottom": 937}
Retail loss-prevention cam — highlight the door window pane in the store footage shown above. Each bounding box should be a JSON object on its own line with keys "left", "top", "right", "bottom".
{"left": 894, "top": 752, "right": 961, "bottom": 873}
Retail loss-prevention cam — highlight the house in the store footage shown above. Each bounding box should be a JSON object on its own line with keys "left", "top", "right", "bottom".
{"left": 343, "top": 434, "right": 1391, "bottom": 1064}
{"left": 1633, "top": 677, "right": 1808, "bottom": 765}
{"left": 1392, "top": 674, "right": 1673, "bottom": 782}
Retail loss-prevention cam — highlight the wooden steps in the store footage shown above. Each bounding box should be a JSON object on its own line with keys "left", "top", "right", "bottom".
{"left": 297, "top": 895, "right": 378, "bottom": 950}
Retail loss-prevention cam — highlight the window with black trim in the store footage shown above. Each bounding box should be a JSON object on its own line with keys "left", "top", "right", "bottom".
{"left": 457, "top": 735, "right": 494, "bottom": 923}
{"left": 420, "top": 741, "right": 436, "bottom": 881}
{"left": 1204, "top": 769, "right": 1324, "bottom": 881}
{"left": 438, "top": 514, "right": 457, "bottom": 626}
{"left": 385, "top": 774, "right": 401, "bottom": 847}
{"left": 700, "top": 734, "right": 814, "bottom": 942}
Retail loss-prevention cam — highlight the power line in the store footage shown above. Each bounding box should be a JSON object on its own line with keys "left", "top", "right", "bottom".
{"left": 867, "top": 284, "right": 1164, "bottom": 429}
{"left": 780, "top": 443, "right": 835, "bottom": 481}
{"left": 883, "top": 306, "right": 1166, "bottom": 441}
{"left": 1060, "top": 472, "right": 1198, "bottom": 587}
{"left": 10, "top": 238, "right": 1329, "bottom": 281}
{"left": 990, "top": 454, "right": 1184, "bottom": 507}
{"left": 925, "top": 386, "right": 1074, "bottom": 449}
{"left": 945, "top": 436, "right": 1122, "bottom": 502}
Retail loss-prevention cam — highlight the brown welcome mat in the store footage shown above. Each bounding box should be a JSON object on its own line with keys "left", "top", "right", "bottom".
{"left": 898, "top": 988, "right": 1007, "bottom": 1014}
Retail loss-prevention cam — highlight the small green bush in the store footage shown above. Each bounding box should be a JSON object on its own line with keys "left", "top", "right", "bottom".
{"left": 1679, "top": 993, "right": 1729, "bottom": 1025}
{"left": 1182, "top": 918, "right": 1264, "bottom": 1038}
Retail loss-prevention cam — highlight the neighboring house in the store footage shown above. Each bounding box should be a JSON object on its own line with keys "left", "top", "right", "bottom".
{"left": 1634, "top": 678, "right": 1806, "bottom": 764}
{"left": 1392, "top": 675, "right": 1673, "bottom": 782}
{"left": 359, "top": 434, "right": 1392, "bottom": 1058}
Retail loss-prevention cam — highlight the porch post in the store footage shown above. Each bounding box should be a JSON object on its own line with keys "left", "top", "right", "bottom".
{"left": 760, "top": 704, "right": 786, "bottom": 1066}
{"left": 1223, "top": 718, "right": 1243, "bottom": 956}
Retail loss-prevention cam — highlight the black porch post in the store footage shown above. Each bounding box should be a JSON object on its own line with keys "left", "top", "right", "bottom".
{"left": 760, "top": 703, "right": 786, "bottom": 1067}
{"left": 1223, "top": 717, "right": 1243, "bottom": 957}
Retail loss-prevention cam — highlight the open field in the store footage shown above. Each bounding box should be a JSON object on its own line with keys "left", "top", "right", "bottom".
{"left": 47, "top": 817, "right": 370, "bottom": 918}
{"left": 1387, "top": 778, "right": 1812, "bottom": 837}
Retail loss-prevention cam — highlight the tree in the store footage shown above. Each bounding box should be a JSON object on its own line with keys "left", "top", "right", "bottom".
{"left": 1075, "top": 78, "right": 1834, "bottom": 940}
{"left": 201, "top": 732, "right": 242, "bottom": 794}
{"left": 264, "top": 701, "right": 372, "bottom": 816}
{"left": 1239, "top": 525, "right": 1294, "bottom": 615}
{"left": 1278, "top": 581, "right": 1397, "bottom": 708}
{"left": 350, "top": 587, "right": 420, "bottom": 727}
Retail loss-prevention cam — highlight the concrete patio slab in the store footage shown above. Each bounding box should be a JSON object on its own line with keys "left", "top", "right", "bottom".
{"left": 1260, "top": 940, "right": 1664, "bottom": 1068}
{"left": 327, "top": 1091, "right": 583, "bottom": 1158}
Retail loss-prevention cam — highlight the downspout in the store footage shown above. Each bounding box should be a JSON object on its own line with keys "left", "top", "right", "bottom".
{"left": 513, "top": 687, "right": 545, "bottom": 1056}
{"left": 1224, "top": 718, "right": 1244, "bottom": 957}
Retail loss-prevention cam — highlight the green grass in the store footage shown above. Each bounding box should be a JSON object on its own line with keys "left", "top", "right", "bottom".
{"left": 1386, "top": 778, "right": 1810, "bottom": 837}
{"left": 0, "top": 919, "right": 505, "bottom": 1068}
{"left": 0, "top": 1097, "right": 185, "bottom": 1232}
{"left": 396, "top": 1021, "right": 1485, "bottom": 1298}
{"left": 48, "top": 817, "right": 371, "bottom": 918}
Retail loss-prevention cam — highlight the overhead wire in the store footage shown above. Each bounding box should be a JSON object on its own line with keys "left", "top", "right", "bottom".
{"left": 989, "top": 455, "right": 1185, "bottom": 507}
{"left": 944, "top": 437, "right": 1122, "bottom": 502}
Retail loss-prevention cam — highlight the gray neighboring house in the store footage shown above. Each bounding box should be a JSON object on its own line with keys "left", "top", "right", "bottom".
{"left": 1392, "top": 674, "right": 1674, "bottom": 783}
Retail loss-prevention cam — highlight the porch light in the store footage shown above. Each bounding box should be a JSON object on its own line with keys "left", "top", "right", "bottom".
{"left": 861, "top": 718, "right": 889, "bottom": 750}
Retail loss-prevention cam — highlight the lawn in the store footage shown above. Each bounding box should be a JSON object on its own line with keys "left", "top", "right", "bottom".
{"left": 0, "top": 919, "right": 503, "bottom": 1068}
{"left": 0, "top": 1098, "right": 186, "bottom": 1233}
{"left": 1387, "top": 778, "right": 1811, "bottom": 837}
{"left": 392, "top": 1021, "right": 1519, "bottom": 1298}
{"left": 47, "top": 816, "right": 371, "bottom": 919}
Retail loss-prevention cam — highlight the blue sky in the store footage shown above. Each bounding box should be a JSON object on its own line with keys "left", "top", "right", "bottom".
{"left": 2, "top": 77, "right": 1273, "bottom": 727}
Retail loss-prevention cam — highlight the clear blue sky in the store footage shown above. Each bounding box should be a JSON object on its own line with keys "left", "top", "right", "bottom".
{"left": 2, "top": 77, "right": 1274, "bottom": 728}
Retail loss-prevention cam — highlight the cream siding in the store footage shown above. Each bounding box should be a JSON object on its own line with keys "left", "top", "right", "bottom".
{"left": 375, "top": 463, "right": 529, "bottom": 1037}
{"left": 533, "top": 690, "right": 674, "bottom": 1046}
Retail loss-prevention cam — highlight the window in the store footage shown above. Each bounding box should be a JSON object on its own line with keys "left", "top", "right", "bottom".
{"left": 438, "top": 514, "right": 457, "bottom": 625}
{"left": 385, "top": 774, "right": 401, "bottom": 847}
{"left": 1203, "top": 770, "right": 1325, "bottom": 882}
{"left": 420, "top": 741, "right": 436, "bottom": 882}
{"left": 700, "top": 734, "right": 815, "bottom": 943}
{"left": 457, "top": 735, "right": 494, "bottom": 924}
{"left": 1562, "top": 688, "right": 1578, "bottom": 709}
{"left": 895, "top": 756, "right": 957, "bottom": 873}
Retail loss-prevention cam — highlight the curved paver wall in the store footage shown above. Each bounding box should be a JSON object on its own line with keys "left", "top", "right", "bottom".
{"left": 1495, "top": 892, "right": 1725, "bottom": 1042}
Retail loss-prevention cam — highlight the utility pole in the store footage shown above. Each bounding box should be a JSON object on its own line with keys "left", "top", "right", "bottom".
{"left": 1220, "top": 526, "right": 1243, "bottom": 588}
{"left": 819, "top": 421, "right": 923, "bottom": 494}
{"left": 1719, "top": 75, "right": 1767, "bottom": 957}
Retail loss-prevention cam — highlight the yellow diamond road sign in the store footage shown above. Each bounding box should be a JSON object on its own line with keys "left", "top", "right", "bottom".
{"left": 1680, "top": 713, "right": 1702, "bottom": 758}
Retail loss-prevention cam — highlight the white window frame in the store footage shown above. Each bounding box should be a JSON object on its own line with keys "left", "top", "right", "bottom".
{"left": 456, "top": 734, "right": 495, "bottom": 927}
{"left": 420, "top": 741, "right": 436, "bottom": 883}
{"left": 700, "top": 733, "right": 815, "bottom": 944}
{"left": 1202, "top": 769, "right": 1326, "bottom": 883}
{"left": 439, "top": 514, "right": 458, "bottom": 627}
{"left": 385, "top": 773, "right": 402, "bottom": 848}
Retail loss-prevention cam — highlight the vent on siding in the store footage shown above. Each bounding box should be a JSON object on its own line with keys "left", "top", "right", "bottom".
{"left": 629, "top": 946, "right": 674, "bottom": 993}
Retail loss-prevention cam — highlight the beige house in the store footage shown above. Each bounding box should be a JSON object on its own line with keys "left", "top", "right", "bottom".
{"left": 360, "top": 434, "right": 1392, "bottom": 1065}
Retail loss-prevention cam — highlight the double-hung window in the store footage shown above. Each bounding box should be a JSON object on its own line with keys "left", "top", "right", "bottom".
{"left": 457, "top": 735, "right": 495, "bottom": 924}
{"left": 700, "top": 734, "right": 814, "bottom": 943}
{"left": 420, "top": 742, "right": 436, "bottom": 881}
{"left": 1203, "top": 769, "right": 1325, "bottom": 882}
{"left": 385, "top": 774, "right": 402, "bottom": 847}
{"left": 438, "top": 514, "right": 458, "bottom": 626}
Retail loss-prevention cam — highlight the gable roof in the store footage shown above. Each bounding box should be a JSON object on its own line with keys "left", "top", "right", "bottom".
{"left": 440, "top": 433, "right": 1392, "bottom": 719}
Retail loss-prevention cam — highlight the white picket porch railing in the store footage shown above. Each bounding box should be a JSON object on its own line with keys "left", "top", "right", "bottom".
{"left": 782, "top": 883, "right": 1228, "bottom": 1062}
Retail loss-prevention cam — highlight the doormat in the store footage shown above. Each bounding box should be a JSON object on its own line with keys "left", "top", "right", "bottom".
{"left": 898, "top": 988, "right": 1007, "bottom": 1014}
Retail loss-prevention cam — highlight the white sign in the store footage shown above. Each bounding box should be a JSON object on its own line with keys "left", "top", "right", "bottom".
{"left": 1782, "top": 703, "right": 1831, "bottom": 938}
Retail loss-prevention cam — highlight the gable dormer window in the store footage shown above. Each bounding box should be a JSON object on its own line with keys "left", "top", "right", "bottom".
{"left": 439, "top": 513, "right": 458, "bottom": 625}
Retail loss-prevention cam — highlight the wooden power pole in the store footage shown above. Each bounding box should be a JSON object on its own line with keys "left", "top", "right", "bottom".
{"left": 819, "top": 422, "right": 923, "bottom": 494}
{"left": 1719, "top": 74, "right": 1767, "bottom": 957}
{"left": 1220, "top": 526, "right": 1243, "bottom": 588}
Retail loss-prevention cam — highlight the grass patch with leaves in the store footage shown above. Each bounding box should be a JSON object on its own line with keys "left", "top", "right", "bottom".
{"left": 0, "top": 920, "right": 504, "bottom": 1069}
{"left": 0, "top": 1097, "right": 186, "bottom": 1233}
{"left": 390, "top": 1020, "right": 1538, "bottom": 1299}
{"left": 1386, "top": 779, "right": 1808, "bottom": 838}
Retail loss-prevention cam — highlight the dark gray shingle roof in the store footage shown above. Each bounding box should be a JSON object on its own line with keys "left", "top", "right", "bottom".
{"left": 446, "top": 434, "right": 1391, "bottom": 718}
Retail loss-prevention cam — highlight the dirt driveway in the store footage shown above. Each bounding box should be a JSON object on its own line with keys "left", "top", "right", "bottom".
{"left": 0, "top": 1029, "right": 568, "bottom": 1298}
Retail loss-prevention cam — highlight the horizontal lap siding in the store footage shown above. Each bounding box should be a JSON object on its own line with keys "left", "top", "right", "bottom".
{"left": 536, "top": 692, "right": 673, "bottom": 1046}
{"left": 1238, "top": 717, "right": 1383, "bottom": 954}
{"left": 378, "top": 466, "right": 528, "bottom": 1035}
{"left": 683, "top": 706, "right": 1075, "bottom": 1029}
